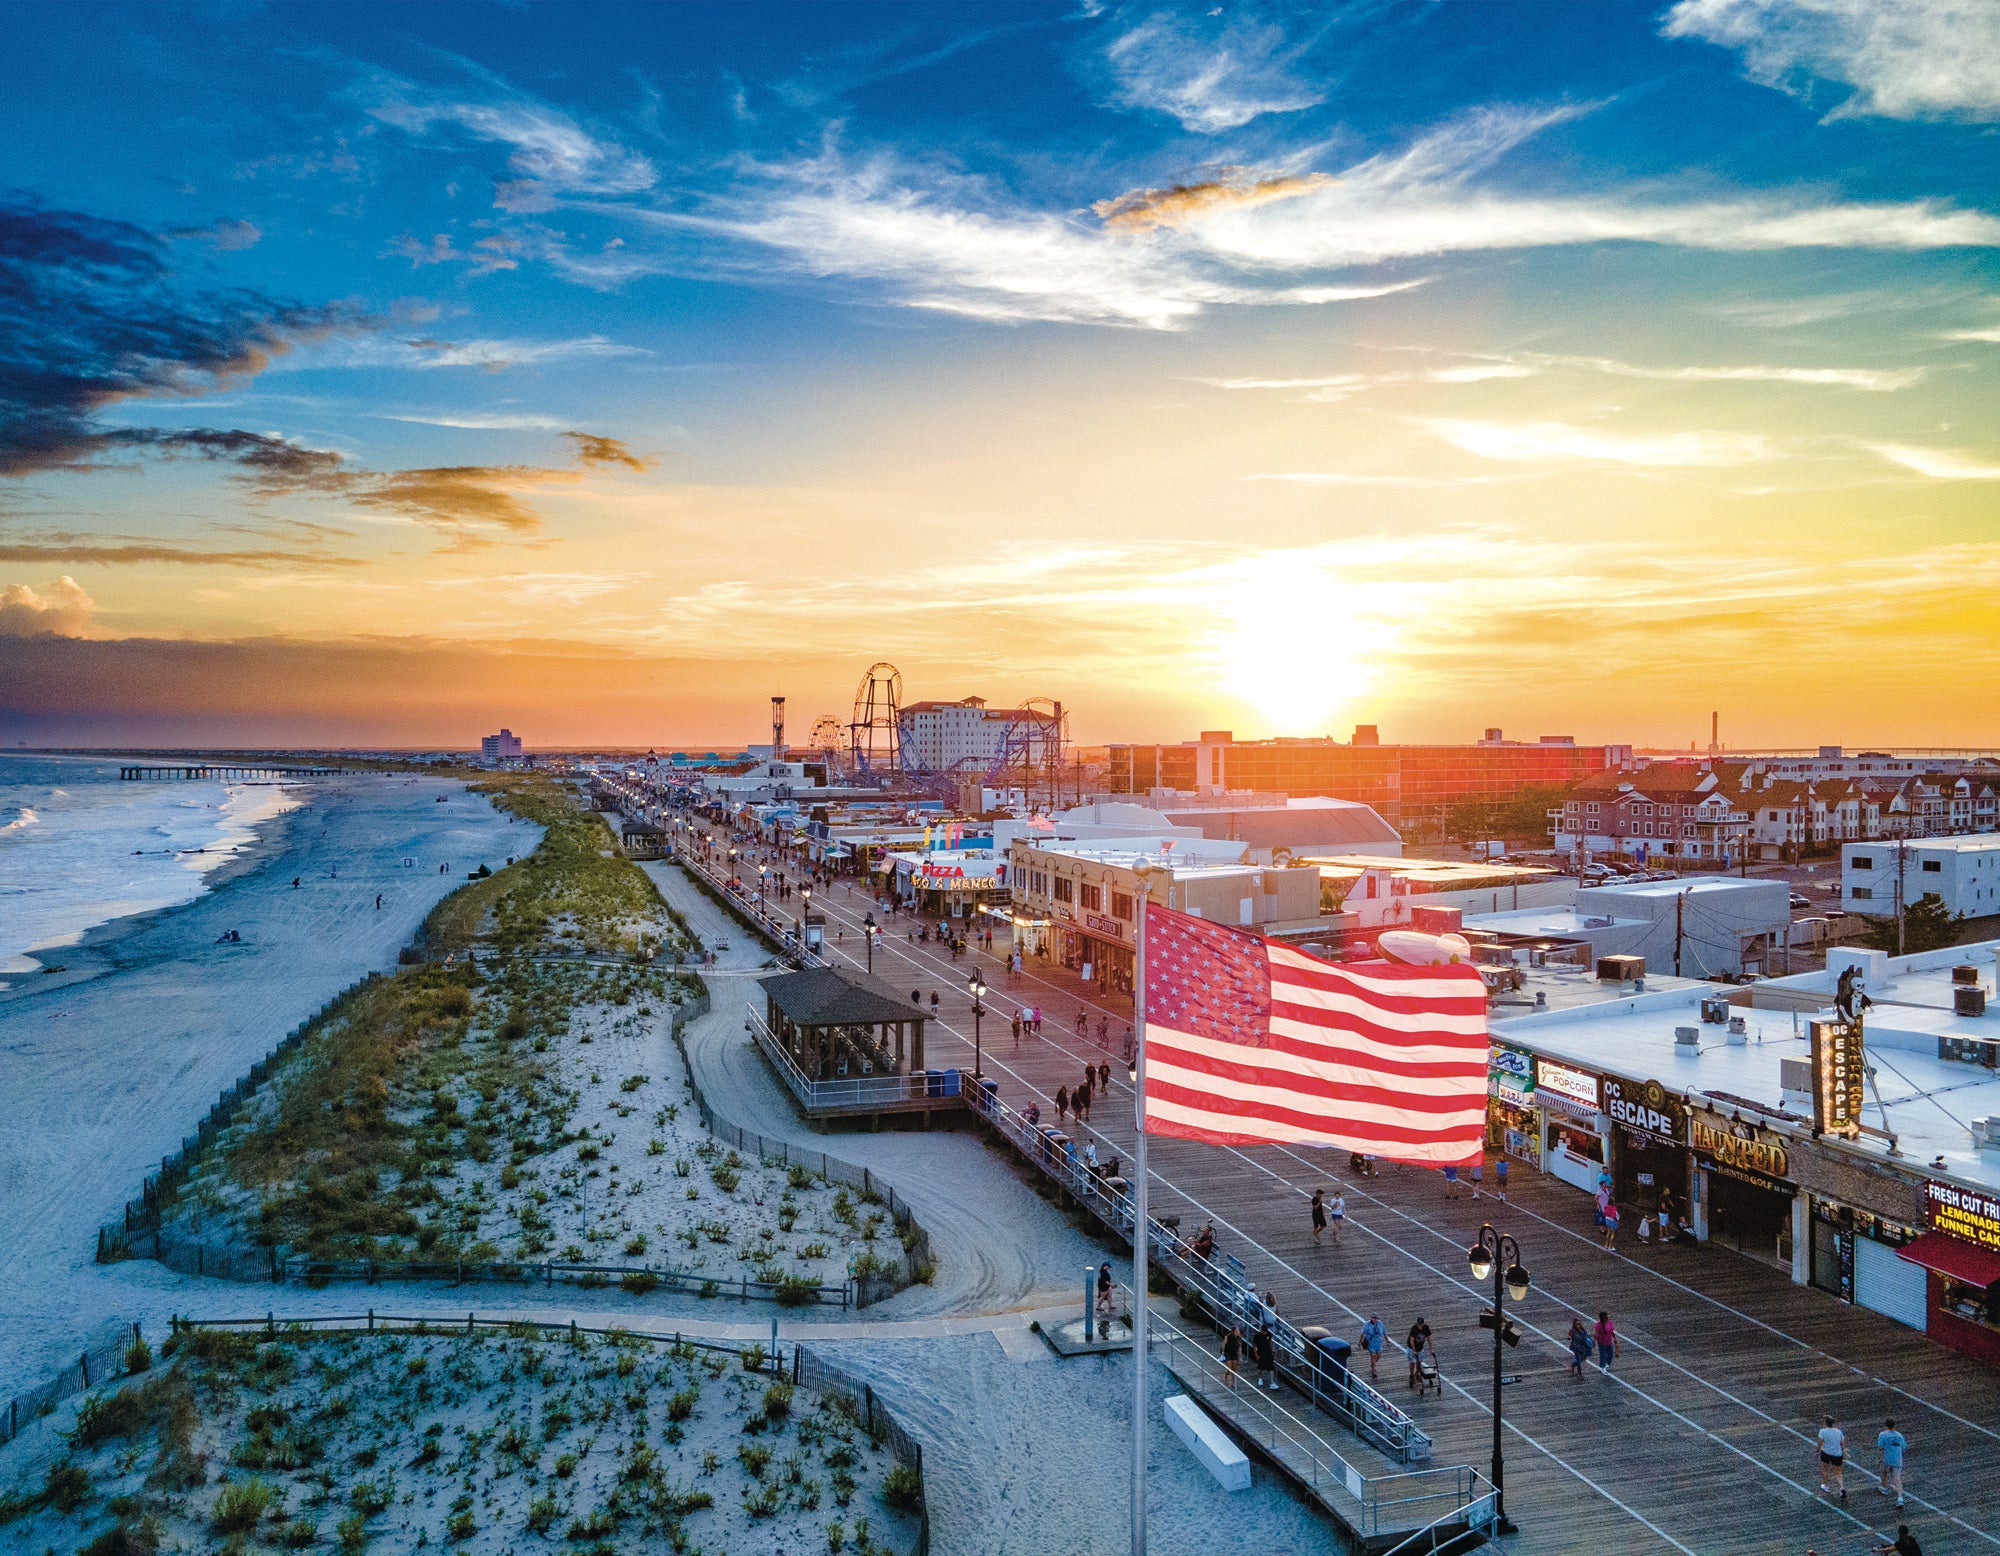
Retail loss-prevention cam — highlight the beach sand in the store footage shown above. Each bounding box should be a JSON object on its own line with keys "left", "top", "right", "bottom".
{"left": 0, "top": 773, "right": 532, "bottom": 1384}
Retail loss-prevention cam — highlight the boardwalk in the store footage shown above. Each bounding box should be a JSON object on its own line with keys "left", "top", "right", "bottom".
{"left": 726, "top": 845, "right": 2000, "bottom": 1556}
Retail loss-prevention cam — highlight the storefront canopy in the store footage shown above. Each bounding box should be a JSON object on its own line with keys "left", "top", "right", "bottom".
{"left": 1897, "top": 1231, "right": 2000, "bottom": 1288}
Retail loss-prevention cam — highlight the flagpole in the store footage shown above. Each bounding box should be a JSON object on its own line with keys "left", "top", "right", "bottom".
{"left": 1131, "top": 885, "right": 1150, "bottom": 1556}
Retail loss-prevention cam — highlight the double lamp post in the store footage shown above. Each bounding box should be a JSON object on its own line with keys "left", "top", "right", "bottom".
{"left": 1467, "top": 1223, "right": 1529, "bottom": 1537}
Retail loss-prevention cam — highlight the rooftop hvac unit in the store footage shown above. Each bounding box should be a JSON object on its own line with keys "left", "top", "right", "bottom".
{"left": 1700, "top": 996, "right": 1730, "bottom": 1024}
{"left": 1674, "top": 1026, "right": 1700, "bottom": 1049}
{"left": 1726, "top": 1016, "right": 1749, "bottom": 1044}
{"left": 1955, "top": 986, "right": 1988, "bottom": 1018}
{"left": 1597, "top": 954, "right": 1646, "bottom": 983}
{"left": 1975, "top": 1118, "right": 2000, "bottom": 1151}
{"left": 1953, "top": 965, "right": 1982, "bottom": 986}
{"left": 1779, "top": 1057, "right": 1812, "bottom": 1095}
{"left": 1528, "top": 948, "right": 1549, "bottom": 969}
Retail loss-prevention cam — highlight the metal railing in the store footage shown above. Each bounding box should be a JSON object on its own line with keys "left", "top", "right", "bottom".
{"left": 745, "top": 1005, "right": 962, "bottom": 1114}
{"left": 1148, "top": 1314, "right": 1489, "bottom": 1537}
{"left": 964, "top": 1081, "right": 1435, "bottom": 1466}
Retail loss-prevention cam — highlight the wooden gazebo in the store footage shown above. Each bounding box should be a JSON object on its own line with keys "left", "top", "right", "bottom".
{"left": 761, "top": 968, "right": 927, "bottom": 1081}
{"left": 621, "top": 822, "right": 668, "bottom": 859}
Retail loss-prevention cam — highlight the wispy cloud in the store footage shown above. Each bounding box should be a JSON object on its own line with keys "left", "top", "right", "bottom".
{"left": 380, "top": 412, "right": 570, "bottom": 431}
{"left": 1944, "top": 327, "right": 2000, "bottom": 344}
{"left": 1102, "top": 10, "right": 1326, "bottom": 132}
{"left": 1195, "top": 350, "right": 1921, "bottom": 400}
{"left": 368, "top": 89, "right": 658, "bottom": 207}
{"left": 1242, "top": 471, "right": 1533, "bottom": 487}
{"left": 401, "top": 334, "right": 650, "bottom": 371}
{"left": 1176, "top": 104, "right": 2000, "bottom": 268}
{"left": 1419, "top": 419, "right": 1777, "bottom": 466}
{"left": 1867, "top": 442, "right": 2000, "bottom": 479}
{"left": 388, "top": 232, "right": 520, "bottom": 275}
{"left": 669, "top": 149, "right": 1421, "bottom": 328}
{"left": 1663, "top": 0, "right": 2000, "bottom": 121}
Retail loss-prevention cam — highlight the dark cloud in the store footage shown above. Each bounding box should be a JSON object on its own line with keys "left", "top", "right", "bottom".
{"left": 563, "top": 432, "right": 654, "bottom": 471}
{"left": 0, "top": 195, "right": 650, "bottom": 547}
{"left": 0, "top": 193, "right": 362, "bottom": 476}
{"left": 167, "top": 217, "right": 262, "bottom": 251}
{"left": 0, "top": 538, "right": 364, "bottom": 570}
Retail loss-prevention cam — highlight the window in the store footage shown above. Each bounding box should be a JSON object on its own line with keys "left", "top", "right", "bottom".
{"left": 1852, "top": 886, "right": 1874, "bottom": 900}
{"left": 1080, "top": 883, "right": 1103, "bottom": 911}
{"left": 1923, "top": 860, "right": 1942, "bottom": 872}
{"left": 1852, "top": 855, "right": 1873, "bottom": 870}
{"left": 1112, "top": 891, "right": 1135, "bottom": 919}
{"left": 1053, "top": 877, "right": 1073, "bottom": 904}
{"left": 1586, "top": 803, "right": 1600, "bottom": 815}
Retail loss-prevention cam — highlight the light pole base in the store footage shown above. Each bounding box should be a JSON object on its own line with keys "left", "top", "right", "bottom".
{"left": 1493, "top": 1515, "right": 1518, "bottom": 1536}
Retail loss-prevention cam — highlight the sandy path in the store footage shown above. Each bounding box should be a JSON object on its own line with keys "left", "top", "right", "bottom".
{"left": 639, "top": 860, "right": 1109, "bottom": 1320}
{"left": 0, "top": 774, "right": 530, "bottom": 1384}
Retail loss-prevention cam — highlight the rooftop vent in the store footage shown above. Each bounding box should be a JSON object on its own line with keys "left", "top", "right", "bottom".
{"left": 1674, "top": 1026, "right": 1700, "bottom": 1049}
{"left": 1955, "top": 986, "right": 1988, "bottom": 1018}
{"left": 1597, "top": 954, "right": 1646, "bottom": 983}
{"left": 1953, "top": 965, "right": 1982, "bottom": 986}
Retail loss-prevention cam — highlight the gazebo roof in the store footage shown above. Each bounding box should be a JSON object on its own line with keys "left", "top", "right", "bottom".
{"left": 761, "top": 967, "right": 923, "bottom": 1028}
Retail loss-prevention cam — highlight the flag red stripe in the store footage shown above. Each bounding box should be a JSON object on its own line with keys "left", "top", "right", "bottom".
{"left": 1141, "top": 903, "right": 1489, "bottom": 1168}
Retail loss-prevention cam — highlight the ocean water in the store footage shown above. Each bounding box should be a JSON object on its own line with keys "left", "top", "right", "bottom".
{"left": 0, "top": 754, "right": 301, "bottom": 982}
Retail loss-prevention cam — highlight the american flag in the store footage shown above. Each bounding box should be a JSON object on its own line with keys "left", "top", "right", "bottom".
{"left": 1141, "top": 904, "right": 1490, "bottom": 1166}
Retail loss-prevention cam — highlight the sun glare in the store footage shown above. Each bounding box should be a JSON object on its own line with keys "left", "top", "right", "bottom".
{"left": 1212, "top": 561, "right": 1371, "bottom": 733}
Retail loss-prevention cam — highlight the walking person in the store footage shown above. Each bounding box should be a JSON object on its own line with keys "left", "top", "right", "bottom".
{"left": 1817, "top": 1415, "right": 1847, "bottom": 1500}
{"left": 1253, "top": 1324, "right": 1278, "bottom": 1392}
{"left": 1600, "top": 1200, "right": 1621, "bottom": 1250}
{"left": 1876, "top": 1417, "right": 1907, "bottom": 1508}
{"left": 1096, "top": 1261, "right": 1115, "bottom": 1329}
{"left": 1443, "top": 1163, "right": 1460, "bottom": 1199}
{"left": 1327, "top": 1188, "right": 1346, "bottom": 1246}
{"left": 1011, "top": 1013, "right": 1022, "bottom": 1049}
{"left": 1075, "top": 1008, "right": 1088, "bottom": 1037}
{"left": 1593, "top": 1310, "right": 1617, "bottom": 1372}
{"left": 1656, "top": 1188, "right": 1676, "bottom": 1243}
{"left": 1311, "top": 1189, "right": 1328, "bottom": 1244}
{"left": 1360, "top": 1315, "right": 1386, "bottom": 1380}
{"left": 1056, "top": 1085, "right": 1070, "bottom": 1123}
{"left": 1495, "top": 1156, "right": 1509, "bottom": 1201}
{"left": 1098, "top": 1062, "right": 1110, "bottom": 1093}
{"left": 1221, "top": 1325, "right": 1244, "bottom": 1389}
{"left": 1566, "top": 1318, "right": 1592, "bottom": 1380}
{"left": 1406, "top": 1317, "right": 1432, "bottom": 1389}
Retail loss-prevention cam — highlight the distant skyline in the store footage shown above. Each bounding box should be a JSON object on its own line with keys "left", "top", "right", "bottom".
{"left": 4, "top": 1, "right": 2000, "bottom": 748}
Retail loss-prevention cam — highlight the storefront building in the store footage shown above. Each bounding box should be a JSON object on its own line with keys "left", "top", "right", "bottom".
{"left": 1534, "top": 1057, "right": 1607, "bottom": 1196}
{"left": 1686, "top": 1108, "right": 1799, "bottom": 1272}
{"left": 1899, "top": 1180, "right": 2000, "bottom": 1366}
{"left": 1603, "top": 1075, "right": 1688, "bottom": 1227}
{"left": 1486, "top": 1043, "right": 1541, "bottom": 1171}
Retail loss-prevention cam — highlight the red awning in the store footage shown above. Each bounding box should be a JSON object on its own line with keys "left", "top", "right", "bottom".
{"left": 1897, "top": 1231, "right": 2000, "bottom": 1288}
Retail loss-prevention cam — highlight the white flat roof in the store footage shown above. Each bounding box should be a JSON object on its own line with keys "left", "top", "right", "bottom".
{"left": 1495, "top": 939, "right": 2000, "bottom": 1192}
{"left": 1466, "top": 907, "right": 1648, "bottom": 936}
{"left": 1849, "top": 835, "right": 2000, "bottom": 853}
{"left": 1590, "top": 875, "right": 1781, "bottom": 900}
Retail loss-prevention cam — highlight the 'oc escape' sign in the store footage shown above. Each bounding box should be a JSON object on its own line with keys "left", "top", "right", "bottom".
{"left": 1927, "top": 1179, "right": 2000, "bottom": 1253}
{"left": 1809, "top": 1018, "right": 1866, "bottom": 1138}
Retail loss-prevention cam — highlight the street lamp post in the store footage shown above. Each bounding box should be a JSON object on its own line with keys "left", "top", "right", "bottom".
{"left": 758, "top": 865, "right": 769, "bottom": 917}
{"left": 800, "top": 885, "right": 813, "bottom": 959}
{"left": 1467, "top": 1224, "right": 1529, "bottom": 1536}
{"left": 864, "top": 912, "right": 877, "bottom": 975}
{"left": 968, "top": 970, "right": 986, "bottom": 1077}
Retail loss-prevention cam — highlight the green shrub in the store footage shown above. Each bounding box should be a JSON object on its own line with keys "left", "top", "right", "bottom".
{"left": 44, "top": 1461, "right": 92, "bottom": 1514}
{"left": 776, "top": 1274, "right": 820, "bottom": 1307}
{"left": 620, "top": 1271, "right": 660, "bottom": 1296}
{"left": 667, "top": 1388, "right": 698, "bottom": 1422}
{"left": 79, "top": 1522, "right": 161, "bottom": 1556}
{"left": 279, "top": 1518, "right": 319, "bottom": 1549}
{"left": 526, "top": 1494, "right": 559, "bottom": 1534}
{"left": 883, "top": 1462, "right": 923, "bottom": 1511}
{"left": 737, "top": 1443, "right": 772, "bottom": 1478}
{"left": 212, "top": 1478, "right": 280, "bottom": 1534}
{"left": 349, "top": 1476, "right": 392, "bottom": 1515}
{"left": 740, "top": 1343, "right": 767, "bottom": 1373}
{"left": 123, "top": 1337, "right": 152, "bottom": 1374}
{"left": 762, "top": 1382, "right": 794, "bottom": 1422}
{"left": 826, "top": 1519, "right": 845, "bottom": 1552}
{"left": 336, "top": 1512, "right": 369, "bottom": 1554}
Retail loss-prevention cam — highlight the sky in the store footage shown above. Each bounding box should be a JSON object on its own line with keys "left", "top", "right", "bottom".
{"left": 3, "top": 0, "right": 1999, "bottom": 750}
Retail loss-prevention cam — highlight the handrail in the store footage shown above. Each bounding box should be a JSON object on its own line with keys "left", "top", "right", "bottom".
{"left": 1143, "top": 1305, "right": 1486, "bottom": 1536}
{"left": 965, "top": 1080, "right": 1434, "bottom": 1465}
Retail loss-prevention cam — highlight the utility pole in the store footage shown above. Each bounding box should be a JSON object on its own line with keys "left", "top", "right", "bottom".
{"left": 1896, "top": 838, "right": 1907, "bottom": 957}
{"left": 1674, "top": 890, "right": 1684, "bottom": 978}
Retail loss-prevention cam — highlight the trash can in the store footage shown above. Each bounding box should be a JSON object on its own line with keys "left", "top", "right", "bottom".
{"left": 942, "top": 1068, "right": 961, "bottom": 1097}
{"left": 976, "top": 1077, "right": 998, "bottom": 1112}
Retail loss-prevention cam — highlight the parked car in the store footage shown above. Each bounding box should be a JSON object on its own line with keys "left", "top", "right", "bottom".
{"left": 1789, "top": 893, "right": 1811, "bottom": 910}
